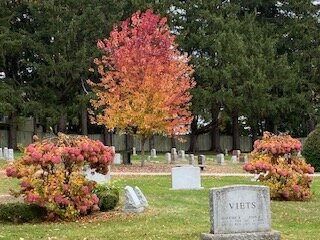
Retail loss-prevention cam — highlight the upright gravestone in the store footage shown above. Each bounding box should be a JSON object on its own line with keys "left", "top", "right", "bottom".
{"left": 171, "top": 148, "right": 178, "bottom": 164}
{"left": 171, "top": 166, "right": 203, "bottom": 190}
{"left": 0, "top": 148, "right": 3, "bottom": 160}
{"left": 132, "top": 147, "right": 137, "bottom": 156}
{"left": 114, "top": 153, "right": 122, "bottom": 165}
{"left": 165, "top": 153, "right": 171, "bottom": 164}
{"left": 198, "top": 155, "right": 206, "bottom": 170}
{"left": 225, "top": 149, "right": 228, "bottom": 156}
{"left": 3, "top": 147, "right": 9, "bottom": 161}
{"left": 8, "top": 149, "right": 14, "bottom": 162}
{"left": 189, "top": 154, "right": 195, "bottom": 165}
{"left": 231, "top": 155, "right": 238, "bottom": 164}
{"left": 201, "top": 185, "right": 281, "bottom": 240}
{"left": 85, "top": 166, "right": 111, "bottom": 184}
{"left": 151, "top": 149, "right": 157, "bottom": 158}
{"left": 134, "top": 186, "right": 148, "bottom": 207}
{"left": 178, "top": 150, "right": 185, "bottom": 160}
{"left": 216, "top": 154, "right": 224, "bottom": 165}
{"left": 123, "top": 186, "right": 144, "bottom": 213}
{"left": 232, "top": 150, "right": 241, "bottom": 158}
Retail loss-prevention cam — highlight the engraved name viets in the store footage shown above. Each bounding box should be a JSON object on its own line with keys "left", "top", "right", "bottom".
{"left": 228, "top": 201, "right": 257, "bottom": 210}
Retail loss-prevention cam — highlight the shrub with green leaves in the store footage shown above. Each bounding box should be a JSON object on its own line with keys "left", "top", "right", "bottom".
{"left": 0, "top": 203, "right": 46, "bottom": 223}
{"left": 93, "top": 183, "right": 119, "bottom": 211}
{"left": 302, "top": 126, "right": 320, "bottom": 172}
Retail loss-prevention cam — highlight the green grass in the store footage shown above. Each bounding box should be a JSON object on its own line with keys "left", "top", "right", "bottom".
{"left": 0, "top": 176, "right": 319, "bottom": 240}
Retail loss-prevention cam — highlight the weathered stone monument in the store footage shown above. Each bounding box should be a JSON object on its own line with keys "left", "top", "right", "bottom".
{"left": 8, "top": 149, "right": 14, "bottom": 162}
{"left": 85, "top": 166, "right": 111, "bottom": 184}
{"left": 216, "top": 154, "right": 224, "bottom": 165}
{"left": 132, "top": 147, "right": 137, "bottom": 155}
{"left": 201, "top": 185, "right": 281, "bottom": 240}
{"left": 134, "top": 186, "right": 148, "bottom": 207}
{"left": 171, "top": 166, "right": 203, "bottom": 190}
{"left": 123, "top": 186, "right": 144, "bottom": 213}
{"left": 232, "top": 150, "right": 241, "bottom": 158}
{"left": 151, "top": 149, "right": 157, "bottom": 158}
{"left": 171, "top": 148, "right": 178, "bottom": 164}
{"left": 198, "top": 155, "right": 206, "bottom": 170}
{"left": 165, "top": 153, "right": 171, "bottom": 164}
{"left": 3, "top": 147, "right": 8, "bottom": 161}
{"left": 0, "top": 148, "right": 3, "bottom": 160}
{"left": 225, "top": 149, "right": 228, "bottom": 156}
{"left": 178, "top": 150, "right": 185, "bottom": 160}
{"left": 189, "top": 154, "right": 195, "bottom": 165}
{"left": 114, "top": 153, "right": 122, "bottom": 165}
{"left": 231, "top": 155, "right": 238, "bottom": 164}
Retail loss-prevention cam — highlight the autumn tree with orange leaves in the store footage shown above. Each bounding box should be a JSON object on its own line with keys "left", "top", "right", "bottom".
{"left": 88, "top": 10, "right": 194, "bottom": 166}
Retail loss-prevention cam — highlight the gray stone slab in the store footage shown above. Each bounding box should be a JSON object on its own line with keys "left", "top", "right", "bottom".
{"left": 134, "top": 186, "right": 148, "bottom": 207}
{"left": 216, "top": 154, "right": 224, "bottom": 165}
{"left": 8, "top": 149, "right": 14, "bottom": 162}
{"left": 114, "top": 153, "right": 122, "bottom": 164}
{"left": 3, "top": 147, "right": 8, "bottom": 160}
{"left": 0, "top": 148, "right": 3, "bottom": 160}
{"left": 171, "top": 166, "right": 203, "bottom": 190}
{"left": 123, "top": 186, "right": 144, "bottom": 213}
{"left": 165, "top": 153, "right": 171, "bottom": 164}
{"left": 133, "top": 147, "right": 137, "bottom": 155}
{"left": 151, "top": 149, "right": 157, "bottom": 158}
{"left": 201, "top": 231, "right": 281, "bottom": 240}
{"left": 178, "top": 150, "right": 185, "bottom": 160}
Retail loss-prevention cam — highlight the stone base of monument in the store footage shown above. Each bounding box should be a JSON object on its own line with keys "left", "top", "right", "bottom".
{"left": 201, "top": 230, "right": 281, "bottom": 240}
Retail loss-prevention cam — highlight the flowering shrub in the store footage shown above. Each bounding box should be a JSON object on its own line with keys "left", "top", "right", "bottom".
{"left": 244, "top": 132, "right": 314, "bottom": 201}
{"left": 6, "top": 133, "right": 114, "bottom": 220}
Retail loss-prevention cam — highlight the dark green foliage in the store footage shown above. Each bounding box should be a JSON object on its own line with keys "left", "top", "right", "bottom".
{"left": 0, "top": 203, "right": 46, "bottom": 223}
{"left": 302, "top": 126, "right": 320, "bottom": 172}
{"left": 93, "top": 184, "right": 119, "bottom": 212}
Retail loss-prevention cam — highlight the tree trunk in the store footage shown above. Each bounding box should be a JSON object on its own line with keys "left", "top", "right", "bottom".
{"left": 171, "top": 136, "right": 176, "bottom": 149}
{"left": 211, "top": 104, "right": 222, "bottom": 153}
{"left": 103, "top": 127, "right": 113, "bottom": 146}
{"left": 81, "top": 107, "right": 88, "bottom": 135}
{"left": 149, "top": 135, "right": 155, "bottom": 151}
{"left": 123, "top": 134, "right": 133, "bottom": 165}
{"left": 8, "top": 112, "right": 17, "bottom": 150}
{"left": 58, "top": 112, "right": 68, "bottom": 133}
{"left": 232, "top": 110, "right": 240, "bottom": 150}
{"left": 140, "top": 137, "right": 147, "bottom": 167}
{"left": 188, "top": 118, "right": 198, "bottom": 153}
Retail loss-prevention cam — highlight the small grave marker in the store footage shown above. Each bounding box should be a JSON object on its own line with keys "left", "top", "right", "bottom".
{"left": 123, "top": 186, "right": 144, "bottom": 213}
{"left": 171, "top": 166, "right": 203, "bottom": 190}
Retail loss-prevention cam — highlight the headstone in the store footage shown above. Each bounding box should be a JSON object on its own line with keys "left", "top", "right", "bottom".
{"left": 151, "top": 148, "right": 157, "bottom": 158}
{"left": 198, "top": 155, "right": 206, "bottom": 170}
{"left": 132, "top": 147, "right": 137, "bottom": 155}
{"left": 216, "top": 154, "right": 224, "bottom": 165}
{"left": 3, "top": 147, "right": 8, "bottom": 161}
{"left": 171, "top": 148, "right": 178, "bottom": 164}
{"left": 225, "top": 149, "right": 228, "bottom": 156}
{"left": 178, "top": 150, "right": 185, "bottom": 160}
{"left": 8, "top": 149, "right": 14, "bottom": 162}
{"left": 0, "top": 148, "right": 3, "bottom": 160}
{"left": 114, "top": 153, "right": 122, "bottom": 165}
{"left": 85, "top": 166, "right": 111, "bottom": 184}
{"left": 171, "top": 166, "right": 203, "bottom": 190}
{"left": 134, "top": 186, "right": 148, "bottom": 207}
{"left": 165, "top": 153, "right": 171, "bottom": 164}
{"left": 232, "top": 150, "right": 241, "bottom": 158}
{"left": 123, "top": 186, "right": 144, "bottom": 213}
{"left": 231, "top": 155, "right": 238, "bottom": 163}
{"left": 111, "top": 146, "right": 116, "bottom": 154}
{"left": 239, "top": 154, "right": 247, "bottom": 163}
{"left": 189, "top": 154, "right": 195, "bottom": 165}
{"left": 201, "top": 185, "right": 281, "bottom": 240}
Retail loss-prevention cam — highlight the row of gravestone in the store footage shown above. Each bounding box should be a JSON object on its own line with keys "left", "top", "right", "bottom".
{"left": 0, "top": 147, "right": 14, "bottom": 161}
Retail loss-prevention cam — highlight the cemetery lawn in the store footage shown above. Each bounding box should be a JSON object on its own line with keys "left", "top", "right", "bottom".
{"left": 0, "top": 176, "right": 319, "bottom": 240}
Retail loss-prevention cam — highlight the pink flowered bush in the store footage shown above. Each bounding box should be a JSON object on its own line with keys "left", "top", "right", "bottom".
{"left": 6, "top": 133, "right": 114, "bottom": 220}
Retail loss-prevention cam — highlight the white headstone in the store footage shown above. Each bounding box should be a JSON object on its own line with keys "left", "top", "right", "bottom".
{"left": 232, "top": 150, "right": 241, "bottom": 158}
{"left": 178, "top": 150, "right": 185, "bottom": 160}
{"left": 216, "top": 154, "right": 224, "bottom": 165}
{"left": 85, "top": 166, "right": 111, "bottom": 184}
{"left": 3, "top": 147, "right": 8, "bottom": 160}
{"left": 132, "top": 147, "right": 137, "bottom": 155}
{"left": 231, "top": 155, "right": 238, "bottom": 163}
{"left": 8, "top": 149, "right": 14, "bottom": 162}
{"left": 189, "top": 154, "right": 195, "bottom": 165}
{"left": 123, "top": 186, "right": 144, "bottom": 213}
{"left": 171, "top": 148, "right": 177, "bottom": 155}
{"left": 151, "top": 149, "right": 157, "bottom": 158}
{"left": 225, "top": 149, "right": 228, "bottom": 156}
{"left": 134, "top": 186, "right": 148, "bottom": 207}
{"left": 114, "top": 153, "right": 122, "bottom": 165}
{"left": 171, "top": 166, "right": 203, "bottom": 190}
{"left": 165, "top": 153, "right": 171, "bottom": 164}
{"left": 0, "top": 148, "right": 3, "bottom": 160}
